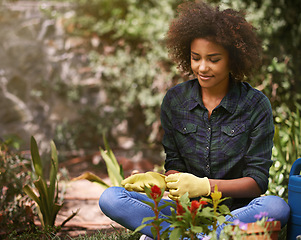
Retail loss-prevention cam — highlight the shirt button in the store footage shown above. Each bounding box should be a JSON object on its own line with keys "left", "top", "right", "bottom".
{"left": 206, "top": 146, "right": 209, "bottom": 150}
{"left": 208, "top": 127, "right": 211, "bottom": 132}
{"left": 231, "top": 129, "right": 235, "bottom": 133}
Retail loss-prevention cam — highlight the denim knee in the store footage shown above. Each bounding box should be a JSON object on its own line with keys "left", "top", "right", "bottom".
{"left": 261, "top": 195, "right": 290, "bottom": 227}
{"left": 243, "top": 195, "right": 290, "bottom": 227}
{"left": 99, "top": 186, "right": 121, "bottom": 215}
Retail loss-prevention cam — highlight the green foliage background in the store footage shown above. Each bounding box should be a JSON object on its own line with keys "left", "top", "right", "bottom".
{"left": 51, "top": 0, "right": 301, "bottom": 144}
{"left": 50, "top": 0, "right": 184, "bottom": 150}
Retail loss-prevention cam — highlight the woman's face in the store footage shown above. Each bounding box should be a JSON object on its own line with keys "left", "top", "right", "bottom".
{"left": 190, "top": 38, "right": 230, "bottom": 93}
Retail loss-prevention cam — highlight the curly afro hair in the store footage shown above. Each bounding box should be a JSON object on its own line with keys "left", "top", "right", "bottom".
{"left": 166, "top": 1, "right": 262, "bottom": 81}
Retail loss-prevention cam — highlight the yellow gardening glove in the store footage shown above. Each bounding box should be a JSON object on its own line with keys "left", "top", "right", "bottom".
{"left": 121, "top": 172, "right": 166, "bottom": 192}
{"left": 165, "top": 173, "right": 211, "bottom": 200}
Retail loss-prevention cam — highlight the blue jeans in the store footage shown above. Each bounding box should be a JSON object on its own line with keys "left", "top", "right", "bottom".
{"left": 99, "top": 187, "right": 290, "bottom": 238}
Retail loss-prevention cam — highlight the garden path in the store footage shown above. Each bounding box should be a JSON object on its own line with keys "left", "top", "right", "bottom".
{"left": 56, "top": 178, "right": 120, "bottom": 237}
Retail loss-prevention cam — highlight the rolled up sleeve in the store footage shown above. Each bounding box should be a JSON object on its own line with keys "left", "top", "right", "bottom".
{"left": 242, "top": 96, "right": 274, "bottom": 193}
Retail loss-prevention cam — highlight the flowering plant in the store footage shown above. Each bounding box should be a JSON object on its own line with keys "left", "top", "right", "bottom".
{"left": 134, "top": 185, "right": 281, "bottom": 240}
{"left": 220, "top": 211, "right": 280, "bottom": 240}
{"left": 133, "top": 185, "right": 170, "bottom": 239}
{"left": 134, "top": 184, "right": 232, "bottom": 240}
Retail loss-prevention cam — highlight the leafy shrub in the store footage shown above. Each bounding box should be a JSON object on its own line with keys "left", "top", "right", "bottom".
{"left": 216, "top": 0, "right": 301, "bottom": 116}
{"left": 268, "top": 109, "right": 301, "bottom": 200}
{"left": 0, "top": 137, "right": 34, "bottom": 235}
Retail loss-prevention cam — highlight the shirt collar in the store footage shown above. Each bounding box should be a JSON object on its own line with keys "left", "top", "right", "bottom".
{"left": 219, "top": 81, "right": 240, "bottom": 114}
{"left": 188, "top": 80, "right": 203, "bottom": 110}
{"left": 189, "top": 78, "right": 240, "bottom": 114}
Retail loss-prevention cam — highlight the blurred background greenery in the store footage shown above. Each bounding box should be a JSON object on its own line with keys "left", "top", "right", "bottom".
{"left": 0, "top": 0, "right": 300, "bottom": 199}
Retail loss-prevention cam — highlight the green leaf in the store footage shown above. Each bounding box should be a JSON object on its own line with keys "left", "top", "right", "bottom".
{"left": 144, "top": 186, "right": 152, "bottom": 199}
{"left": 30, "top": 136, "right": 44, "bottom": 178}
{"left": 132, "top": 224, "right": 148, "bottom": 235}
{"left": 157, "top": 202, "right": 173, "bottom": 212}
{"left": 179, "top": 192, "right": 190, "bottom": 205}
{"left": 169, "top": 227, "right": 183, "bottom": 239}
{"left": 23, "top": 185, "right": 41, "bottom": 205}
{"left": 274, "top": 126, "right": 286, "bottom": 162}
{"left": 50, "top": 203, "right": 63, "bottom": 226}
{"left": 72, "top": 172, "right": 110, "bottom": 188}
{"left": 119, "top": 164, "right": 124, "bottom": 179}
{"left": 191, "top": 225, "right": 204, "bottom": 233}
{"left": 216, "top": 215, "right": 226, "bottom": 225}
{"left": 218, "top": 197, "right": 231, "bottom": 205}
{"left": 160, "top": 228, "right": 171, "bottom": 240}
{"left": 150, "top": 227, "right": 158, "bottom": 239}
{"left": 36, "top": 205, "right": 45, "bottom": 227}
{"left": 141, "top": 200, "right": 155, "bottom": 209}
{"left": 49, "top": 141, "right": 58, "bottom": 204}
{"left": 141, "top": 216, "right": 156, "bottom": 224}
{"left": 34, "top": 177, "right": 51, "bottom": 225}
{"left": 102, "top": 134, "right": 120, "bottom": 171}
{"left": 100, "top": 148, "right": 123, "bottom": 186}
{"left": 218, "top": 204, "right": 231, "bottom": 214}
{"left": 170, "top": 221, "right": 186, "bottom": 228}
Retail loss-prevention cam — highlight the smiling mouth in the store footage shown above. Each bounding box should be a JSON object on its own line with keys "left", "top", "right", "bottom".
{"left": 198, "top": 74, "right": 213, "bottom": 81}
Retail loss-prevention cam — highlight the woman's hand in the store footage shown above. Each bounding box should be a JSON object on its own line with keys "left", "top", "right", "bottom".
{"left": 165, "top": 173, "right": 211, "bottom": 200}
{"left": 121, "top": 172, "right": 166, "bottom": 192}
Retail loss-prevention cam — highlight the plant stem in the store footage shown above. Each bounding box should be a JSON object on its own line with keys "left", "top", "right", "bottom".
{"left": 213, "top": 202, "right": 217, "bottom": 231}
{"left": 153, "top": 201, "right": 161, "bottom": 240}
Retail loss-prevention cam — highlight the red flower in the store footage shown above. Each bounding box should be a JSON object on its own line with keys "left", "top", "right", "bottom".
{"left": 199, "top": 200, "right": 208, "bottom": 207}
{"left": 189, "top": 200, "right": 201, "bottom": 215}
{"left": 176, "top": 200, "right": 185, "bottom": 216}
{"left": 150, "top": 185, "right": 162, "bottom": 200}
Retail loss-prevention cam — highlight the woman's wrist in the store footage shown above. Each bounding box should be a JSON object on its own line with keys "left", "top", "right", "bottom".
{"left": 165, "top": 170, "right": 180, "bottom": 176}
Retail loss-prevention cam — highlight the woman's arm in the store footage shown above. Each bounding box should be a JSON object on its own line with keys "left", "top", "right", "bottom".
{"left": 166, "top": 171, "right": 261, "bottom": 198}
{"left": 209, "top": 177, "right": 262, "bottom": 198}
{"left": 161, "top": 92, "right": 188, "bottom": 173}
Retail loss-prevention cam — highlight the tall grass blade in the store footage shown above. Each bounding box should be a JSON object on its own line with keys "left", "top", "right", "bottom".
{"left": 102, "top": 134, "right": 120, "bottom": 169}
{"left": 100, "top": 149, "right": 123, "bottom": 186}
{"left": 30, "top": 136, "right": 44, "bottom": 178}
{"left": 34, "top": 177, "right": 51, "bottom": 226}
{"left": 23, "top": 185, "right": 41, "bottom": 205}
{"left": 49, "top": 141, "right": 58, "bottom": 204}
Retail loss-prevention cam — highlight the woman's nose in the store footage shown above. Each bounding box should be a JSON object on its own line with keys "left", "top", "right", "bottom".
{"left": 199, "top": 60, "right": 209, "bottom": 72}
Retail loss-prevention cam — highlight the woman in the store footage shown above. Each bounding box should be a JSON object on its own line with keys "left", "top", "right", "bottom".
{"left": 99, "top": 1, "right": 290, "bottom": 239}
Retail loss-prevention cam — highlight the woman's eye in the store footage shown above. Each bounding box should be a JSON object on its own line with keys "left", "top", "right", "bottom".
{"left": 210, "top": 59, "right": 221, "bottom": 63}
{"left": 191, "top": 56, "right": 200, "bottom": 61}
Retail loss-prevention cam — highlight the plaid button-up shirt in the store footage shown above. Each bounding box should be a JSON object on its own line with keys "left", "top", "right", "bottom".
{"left": 161, "top": 79, "right": 274, "bottom": 209}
